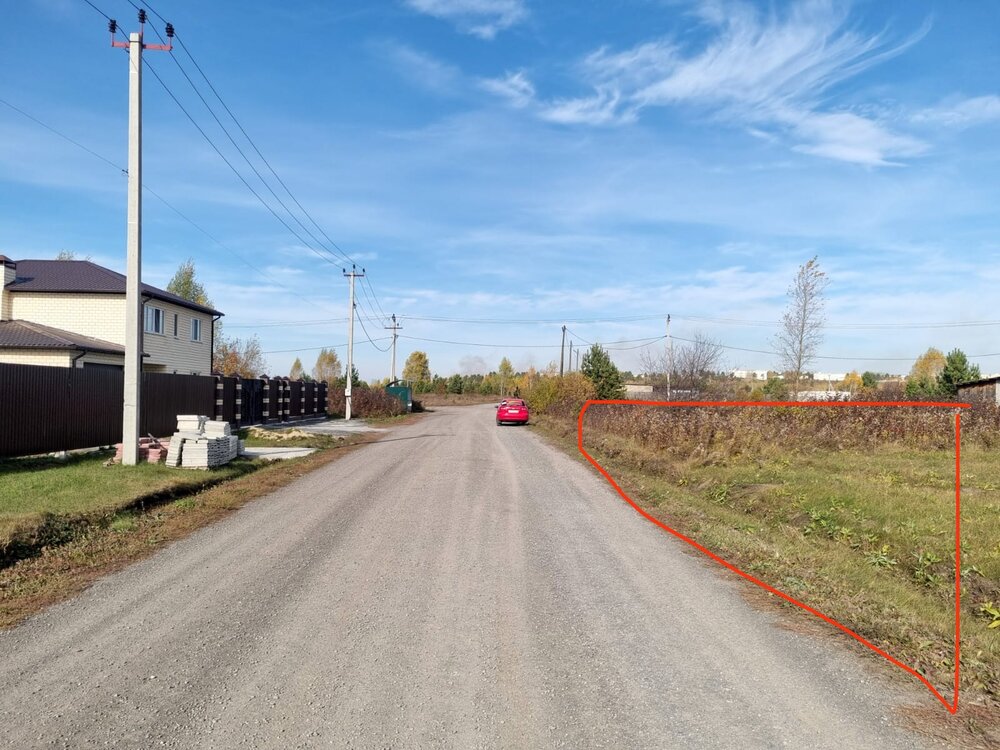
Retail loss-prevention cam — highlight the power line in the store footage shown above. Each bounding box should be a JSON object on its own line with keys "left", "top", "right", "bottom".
{"left": 138, "top": 11, "right": 391, "bottom": 317}
{"left": 157, "top": 33, "right": 348, "bottom": 270}
{"left": 262, "top": 337, "right": 391, "bottom": 355}
{"left": 0, "top": 97, "right": 125, "bottom": 174}
{"left": 143, "top": 61, "right": 345, "bottom": 272}
{"left": 356, "top": 309, "right": 393, "bottom": 352}
{"left": 398, "top": 334, "right": 666, "bottom": 351}
{"left": 79, "top": 0, "right": 111, "bottom": 21}
{"left": 0, "top": 92, "right": 339, "bottom": 314}
{"left": 172, "top": 31, "right": 355, "bottom": 267}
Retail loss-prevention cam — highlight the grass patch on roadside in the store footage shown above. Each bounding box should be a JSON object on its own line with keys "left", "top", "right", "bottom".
{"left": 0, "top": 426, "right": 385, "bottom": 629}
{"left": 531, "top": 411, "right": 1000, "bottom": 713}
{"left": 0, "top": 452, "right": 255, "bottom": 564}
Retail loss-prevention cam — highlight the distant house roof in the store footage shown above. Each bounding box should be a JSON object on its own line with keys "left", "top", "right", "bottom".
{"left": 4, "top": 260, "right": 222, "bottom": 316}
{"left": 0, "top": 320, "right": 127, "bottom": 355}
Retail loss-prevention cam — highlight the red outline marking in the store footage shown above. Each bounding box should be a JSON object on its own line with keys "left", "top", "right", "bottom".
{"left": 577, "top": 400, "right": 967, "bottom": 714}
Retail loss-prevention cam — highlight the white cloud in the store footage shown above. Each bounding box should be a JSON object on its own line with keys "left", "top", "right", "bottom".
{"left": 403, "top": 0, "right": 527, "bottom": 39}
{"left": 376, "top": 41, "right": 464, "bottom": 96}
{"left": 787, "top": 110, "right": 928, "bottom": 167}
{"left": 912, "top": 95, "right": 1000, "bottom": 128}
{"left": 479, "top": 71, "right": 535, "bottom": 108}
{"left": 483, "top": 0, "right": 931, "bottom": 165}
{"left": 541, "top": 87, "right": 636, "bottom": 126}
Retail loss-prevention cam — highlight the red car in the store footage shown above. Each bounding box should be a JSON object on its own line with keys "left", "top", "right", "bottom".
{"left": 496, "top": 398, "right": 529, "bottom": 426}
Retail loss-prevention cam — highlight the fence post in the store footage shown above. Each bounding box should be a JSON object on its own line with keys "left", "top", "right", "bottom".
{"left": 281, "top": 379, "right": 288, "bottom": 422}
{"left": 234, "top": 375, "right": 242, "bottom": 427}
{"left": 261, "top": 377, "right": 270, "bottom": 422}
{"left": 215, "top": 375, "right": 224, "bottom": 422}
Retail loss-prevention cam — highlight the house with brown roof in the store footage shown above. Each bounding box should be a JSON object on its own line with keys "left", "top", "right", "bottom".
{"left": 0, "top": 256, "right": 222, "bottom": 374}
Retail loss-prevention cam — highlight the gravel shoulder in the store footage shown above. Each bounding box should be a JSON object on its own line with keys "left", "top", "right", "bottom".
{"left": 0, "top": 405, "right": 943, "bottom": 748}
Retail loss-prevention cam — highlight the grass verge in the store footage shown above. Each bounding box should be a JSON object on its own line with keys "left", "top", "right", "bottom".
{"left": 0, "top": 453, "right": 256, "bottom": 567}
{"left": 531, "top": 411, "right": 1000, "bottom": 747}
{"left": 0, "top": 427, "right": 386, "bottom": 629}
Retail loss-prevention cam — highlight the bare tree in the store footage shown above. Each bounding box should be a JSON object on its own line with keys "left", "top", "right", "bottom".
{"left": 639, "top": 332, "right": 724, "bottom": 394}
{"left": 674, "top": 333, "right": 724, "bottom": 392}
{"left": 774, "top": 256, "right": 829, "bottom": 399}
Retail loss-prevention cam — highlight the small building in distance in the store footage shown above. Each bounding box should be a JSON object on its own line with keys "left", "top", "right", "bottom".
{"left": 956, "top": 375, "right": 1000, "bottom": 406}
{"left": 731, "top": 369, "right": 770, "bottom": 381}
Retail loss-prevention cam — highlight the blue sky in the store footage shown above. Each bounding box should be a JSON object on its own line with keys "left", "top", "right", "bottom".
{"left": 2, "top": 0, "right": 1000, "bottom": 380}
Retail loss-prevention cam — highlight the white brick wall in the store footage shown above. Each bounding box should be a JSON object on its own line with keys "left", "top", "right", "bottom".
{"left": 7, "top": 292, "right": 214, "bottom": 374}
{"left": 0, "top": 348, "right": 73, "bottom": 367}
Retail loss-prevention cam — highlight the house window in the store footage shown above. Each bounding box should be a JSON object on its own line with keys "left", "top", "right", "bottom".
{"left": 191, "top": 318, "right": 202, "bottom": 342}
{"left": 173, "top": 314, "right": 178, "bottom": 337}
{"left": 144, "top": 305, "right": 165, "bottom": 334}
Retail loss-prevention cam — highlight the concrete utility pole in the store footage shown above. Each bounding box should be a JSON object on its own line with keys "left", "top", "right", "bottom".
{"left": 385, "top": 314, "right": 402, "bottom": 383}
{"left": 110, "top": 12, "right": 172, "bottom": 465}
{"left": 666, "top": 314, "right": 673, "bottom": 401}
{"left": 343, "top": 265, "right": 365, "bottom": 420}
{"left": 560, "top": 325, "right": 567, "bottom": 376}
{"left": 568, "top": 340, "right": 573, "bottom": 373}
{"left": 575, "top": 349, "right": 580, "bottom": 372}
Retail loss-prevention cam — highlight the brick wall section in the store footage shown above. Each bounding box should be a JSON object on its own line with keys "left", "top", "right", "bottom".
{"left": 7, "top": 292, "right": 213, "bottom": 374}
{"left": 0, "top": 348, "right": 73, "bottom": 367}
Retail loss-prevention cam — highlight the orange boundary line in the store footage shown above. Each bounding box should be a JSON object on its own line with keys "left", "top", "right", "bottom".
{"left": 576, "top": 399, "right": 966, "bottom": 714}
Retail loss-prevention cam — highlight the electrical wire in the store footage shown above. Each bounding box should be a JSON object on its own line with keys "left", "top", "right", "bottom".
{"left": 79, "top": 0, "right": 111, "bottom": 21}
{"left": 356, "top": 312, "right": 392, "bottom": 352}
{"left": 143, "top": 60, "right": 346, "bottom": 273}
{"left": 157, "top": 31, "right": 348, "bottom": 270}
{"left": 263, "top": 338, "right": 392, "bottom": 355}
{"left": 0, "top": 93, "right": 340, "bottom": 314}
{"left": 141, "top": 0, "right": 390, "bottom": 308}
{"left": 362, "top": 274, "right": 390, "bottom": 322}
{"left": 0, "top": 97, "right": 125, "bottom": 174}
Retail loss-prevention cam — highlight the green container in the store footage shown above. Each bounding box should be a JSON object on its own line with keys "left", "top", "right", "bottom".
{"left": 385, "top": 385, "right": 412, "bottom": 412}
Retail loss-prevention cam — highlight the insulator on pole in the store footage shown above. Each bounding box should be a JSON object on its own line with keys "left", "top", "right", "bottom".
{"left": 165, "top": 23, "right": 175, "bottom": 38}
{"left": 138, "top": 9, "right": 147, "bottom": 24}
{"left": 108, "top": 19, "right": 117, "bottom": 34}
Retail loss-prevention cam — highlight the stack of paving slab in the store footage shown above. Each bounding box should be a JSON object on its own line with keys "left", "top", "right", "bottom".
{"left": 165, "top": 415, "right": 240, "bottom": 469}
{"left": 113, "top": 436, "right": 167, "bottom": 464}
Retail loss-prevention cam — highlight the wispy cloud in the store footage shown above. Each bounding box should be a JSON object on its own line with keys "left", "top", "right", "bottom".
{"left": 375, "top": 41, "right": 464, "bottom": 96}
{"left": 479, "top": 70, "right": 535, "bottom": 108}
{"left": 402, "top": 0, "right": 528, "bottom": 39}
{"left": 912, "top": 95, "right": 1000, "bottom": 128}
{"left": 481, "top": 1, "right": 931, "bottom": 164}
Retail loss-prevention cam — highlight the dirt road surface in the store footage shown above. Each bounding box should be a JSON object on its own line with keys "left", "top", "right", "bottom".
{"left": 0, "top": 406, "right": 942, "bottom": 748}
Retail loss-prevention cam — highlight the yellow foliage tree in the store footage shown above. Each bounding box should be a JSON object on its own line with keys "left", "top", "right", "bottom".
{"left": 839, "top": 371, "right": 863, "bottom": 393}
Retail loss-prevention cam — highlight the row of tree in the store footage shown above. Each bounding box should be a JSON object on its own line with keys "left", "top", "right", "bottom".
{"left": 165, "top": 257, "right": 984, "bottom": 400}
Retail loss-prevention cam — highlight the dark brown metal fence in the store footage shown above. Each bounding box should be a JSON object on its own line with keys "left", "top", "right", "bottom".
{"left": 0, "top": 363, "right": 329, "bottom": 458}
{"left": 141, "top": 372, "right": 215, "bottom": 438}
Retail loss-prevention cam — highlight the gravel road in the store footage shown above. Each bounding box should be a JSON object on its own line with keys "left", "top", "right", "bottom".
{"left": 0, "top": 406, "right": 940, "bottom": 748}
